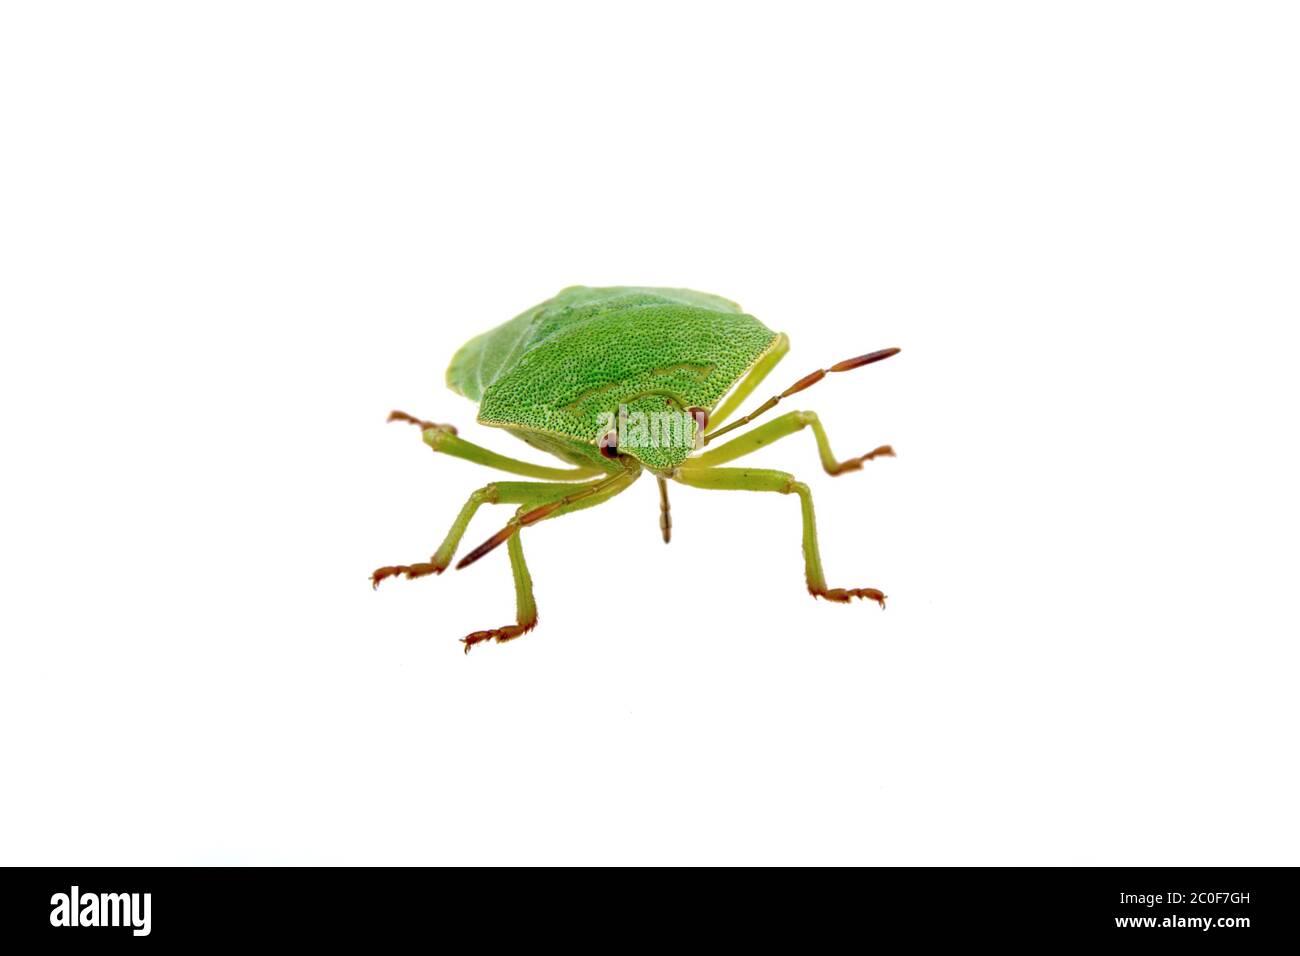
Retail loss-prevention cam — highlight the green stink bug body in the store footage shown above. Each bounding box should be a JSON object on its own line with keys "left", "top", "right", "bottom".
{"left": 374, "top": 285, "right": 899, "bottom": 652}
{"left": 448, "top": 286, "right": 778, "bottom": 473}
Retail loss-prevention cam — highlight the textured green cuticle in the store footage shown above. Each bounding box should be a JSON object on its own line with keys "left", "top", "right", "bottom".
{"left": 446, "top": 286, "right": 779, "bottom": 472}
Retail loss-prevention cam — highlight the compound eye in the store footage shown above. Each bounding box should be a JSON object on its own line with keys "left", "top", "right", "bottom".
{"left": 598, "top": 429, "right": 619, "bottom": 460}
{"left": 685, "top": 407, "right": 709, "bottom": 449}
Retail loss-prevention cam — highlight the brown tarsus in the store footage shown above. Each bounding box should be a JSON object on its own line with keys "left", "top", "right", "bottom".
{"left": 387, "top": 409, "right": 457, "bottom": 434}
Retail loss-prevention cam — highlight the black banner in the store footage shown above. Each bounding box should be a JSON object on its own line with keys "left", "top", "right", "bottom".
{"left": 2, "top": 867, "right": 1292, "bottom": 945}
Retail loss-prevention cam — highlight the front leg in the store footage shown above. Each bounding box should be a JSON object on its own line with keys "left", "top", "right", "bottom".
{"left": 684, "top": 410, "right": 893, "bottom": 475}
{"left": 673, "top": 465, "right": 886, "bottom": 608}
{"left": 387, "top": 410, "right": 601, "bottom": 480}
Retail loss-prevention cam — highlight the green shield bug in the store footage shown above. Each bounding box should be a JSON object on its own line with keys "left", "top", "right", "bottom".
{"left": 373, "top": 285, "right": 900, "bottom": 652}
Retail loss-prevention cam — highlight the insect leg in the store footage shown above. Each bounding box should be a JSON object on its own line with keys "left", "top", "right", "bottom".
{"left": 703, "top": 347, "right": 900, "bottom": 445}
{"left": 672, "top": 466, "right": 886, "bottom": 608}
{"left": 371, "top": 480, "right": 578, "bottom": 587}
{"left": 457, "top": 470, "right": 640, "bottom": 652}
{"left": 456, "top": 467, "right": 640, "bottom": 570}
{"left": 684, "top": 410, "right": 894, "bottom": 475}
{"left": 386, "top": 410, "right": 601, "bottom": 479}
{"left": 460, "top": 531, "right": 539, "bottom": 654}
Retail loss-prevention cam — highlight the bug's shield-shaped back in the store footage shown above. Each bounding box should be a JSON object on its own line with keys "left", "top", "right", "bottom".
{"left": 455, "top": 288, "right": 777, "bottom": 471}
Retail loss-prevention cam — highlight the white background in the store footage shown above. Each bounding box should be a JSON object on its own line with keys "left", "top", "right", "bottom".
{"left": 2, "top": 2, "right": 1297, "bottom": 865}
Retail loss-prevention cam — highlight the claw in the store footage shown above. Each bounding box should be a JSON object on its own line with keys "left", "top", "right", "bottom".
{"left": 387, "top": 410, "right": 457, "bottom": 435}
{"left": 460, "top": 618, "right": 537, "bottom": 654}
{"left": 828, "top": 445, "right": 895, "bottom": 476}
{"left": 810, "top": 586, "right": 887, "bottom": 608}
{"left": 371, "top": 561, "right": 444, "bottom": 589}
